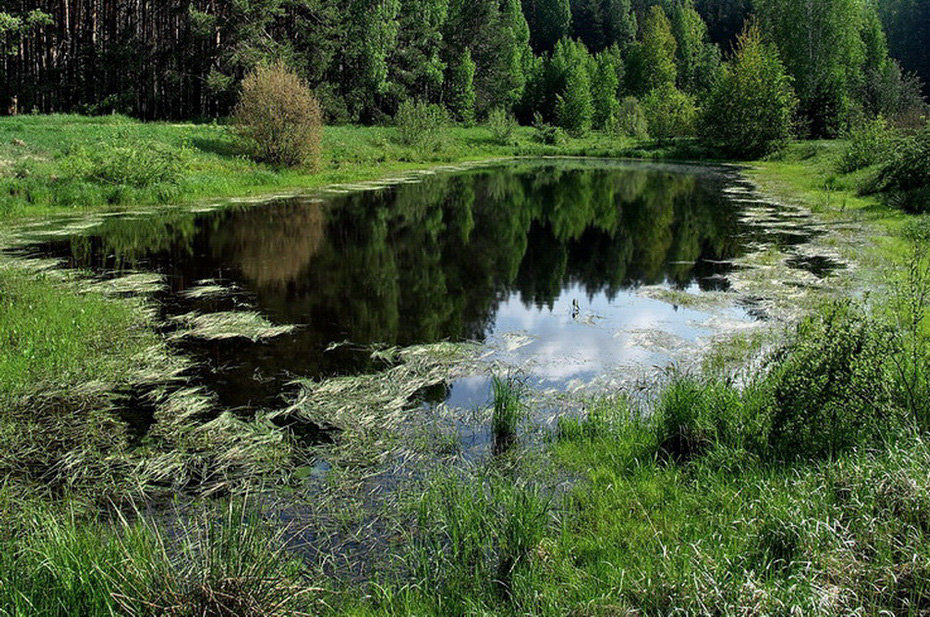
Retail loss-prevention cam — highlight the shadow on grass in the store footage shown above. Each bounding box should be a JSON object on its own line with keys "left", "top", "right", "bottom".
{"left": 191, "top": 136, "right": 242, "bottom": 158}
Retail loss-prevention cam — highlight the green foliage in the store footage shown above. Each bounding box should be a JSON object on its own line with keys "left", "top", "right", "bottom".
{"left": 0, "top": 500, "right": 311, "bottom": 617}
{"left": 863, "top": 60, "right": 928, "bottom": 129}
{"left": 653, "top": 377, "right": 759, "bottom": 463}
{"left": 411, "top": 474, "right": 550, "bottom": 609}
{"left": 617, "top": 96, "right": 649, "bottom": 138}
{"left": 874, "top": 125, "right": 930, "bottom": 213}
{"left": 764, "top": 302, "right": 896, "bottom": 460}
{"left": 555, "top": 64, "right": 594, "bottom": 136}
{"left": 394, "top": 99, "right": 449, "bottom": 150}
{"left": 755, "top": 0, "right": 882, "bottom": 137}
{"left": 591, "top": 46, "right": 623, "bottom": 130}
{"left": 837, "top": 115, "right": 894, "bottom": 173}
{"left": 522, "top": 0, "right": 573, "bottom": 52}
{"left": 447, "top": 48, "right": 476, "bottom": 124}
{"left": 0, "top": 9, "right": 52, "bottom": 56}
{"left": 640, "top": 5, "right": 678, "bottom": 92}
{"left": 699, "top": 23, "right": 798, "bottom": 158}
{"left": 668, "top": 1, "right": 722, "bottom": 97}
{"left": 532, "top": 113, "right": 567, "bottom": 145}
{"left": 642, "top": 85, "right": 696, "bottom": 140}
{"left": 486, "top": 107, "right": 519, "bottom": 145}
{"left": 491, "top": 375, "right": 527, "bottom": 451}
{"left": 234, "top": 62, "right": 323, "bottom": 168}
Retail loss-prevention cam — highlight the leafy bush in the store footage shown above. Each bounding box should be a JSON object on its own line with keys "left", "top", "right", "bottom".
{"left": 395, "top": 99, "right": 448, "bottom": 151}
{"left": 763, "top": 302, "right": 895, "bottom": 460}
{"left": 616, "top": 96, "right": 649, "bottom": 139}
{"left": 642, "top": 85, "right": 697, "bottom": 141}
{"left": 874, "top": 125, "right": 930, "bottom": 213}
{"left": 64, "top": 142, "right": 190, "bottom": 188}
{"left": 233, "top": 62, "right": 323, "bottom": 168}
{"left": 699, "top": 24, "right": 797, "bottom": 158}
{"left": 486, "top": 107, "right": 518, "bottom": 145}
{"left": 532, "top": 113, "right": 566, "bottom": 146}
{"left": 837, "top": 116, "right": 894, "bottom": 173}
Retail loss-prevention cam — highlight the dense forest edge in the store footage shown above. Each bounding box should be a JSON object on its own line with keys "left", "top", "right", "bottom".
{"left": 3, "top": 0, "right": 930, "bottom": 616}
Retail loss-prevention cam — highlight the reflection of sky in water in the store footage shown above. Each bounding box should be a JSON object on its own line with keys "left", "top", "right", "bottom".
{"left": 445, "top": 281, "right": 751, "bottom": 410}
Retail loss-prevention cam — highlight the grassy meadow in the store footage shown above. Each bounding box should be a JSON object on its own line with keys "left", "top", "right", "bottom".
{"left": 0, "top": 114, "right": 698, "bottom": 221}
{"left": 3, "top": 115, "right": 930, "bottom": 616}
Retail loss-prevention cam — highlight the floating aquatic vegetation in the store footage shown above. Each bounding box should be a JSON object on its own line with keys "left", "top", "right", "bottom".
{"left": 170, "top": 311, "right": 296, "bottom": 342}
{"left": 180, "top": 280, "right": 233, "bottom": 300}
{"left": 637, "top": 286, "right": 734, "bottom": 310}
{"left": 84, "top": 272, "right": 166, "bottom": 296}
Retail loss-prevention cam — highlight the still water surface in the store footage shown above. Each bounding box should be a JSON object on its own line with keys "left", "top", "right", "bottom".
{"left": 11, "top": 159, "right": 819, "bottom": 418}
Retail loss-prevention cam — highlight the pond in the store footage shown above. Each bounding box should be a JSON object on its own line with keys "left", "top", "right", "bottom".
{"left": 8, "top": 159, "right": 828, "bottom": 431}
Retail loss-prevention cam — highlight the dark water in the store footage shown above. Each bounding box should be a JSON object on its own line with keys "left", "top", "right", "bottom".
{"left": 9, "top": 160, "right": 810, "bottom": 416}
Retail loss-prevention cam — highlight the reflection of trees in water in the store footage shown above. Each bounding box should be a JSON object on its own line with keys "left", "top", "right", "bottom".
{"left": 210, "top": 202, "right": 326, "bottom": 289}
{"left": 54, "top": 163, "right": 745, "bottom": 348}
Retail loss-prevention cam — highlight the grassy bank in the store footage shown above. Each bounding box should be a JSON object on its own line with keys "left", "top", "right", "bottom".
{"left": 0, "top": 114, "right": 701, "bottom": 221}
{"left": 3, "top": 118, "right": 930, "bottom": 615}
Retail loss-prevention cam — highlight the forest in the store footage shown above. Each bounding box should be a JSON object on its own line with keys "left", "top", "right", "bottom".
{"left": 1, "top": 0, "right": 927, "bottom": 139}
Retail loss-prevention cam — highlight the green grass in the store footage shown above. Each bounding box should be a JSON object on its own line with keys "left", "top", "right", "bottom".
{"left": 0, "top": 114, "right": 699, "bottom": 221}
{"left": 491, "top": 375, "right": 527, "bottom": 453}
{"left": 0, "top": 492, "right": 317, "bottom": 617}
{"left": 0, "top": 265, "right": 162, "bottom": 401}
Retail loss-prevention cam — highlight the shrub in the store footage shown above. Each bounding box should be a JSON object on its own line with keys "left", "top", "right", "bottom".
{"left": 837, "top": 116, "right": 894, "bottom": 173}
{"left": 763, "top": 302, "right": 896, "bottom": 460}
{"left": 616, "top": 96, "right": 649, "bottom": 139}
{"left": 64, "top": 142, "right": 190, "bottom": 188}
{"left": 395, "top": 99, "right": 448, "bottom": 151}
{"left": 532, "top": 113, "right": 566, "bottom": 146}
{"left": 699, "top": 23, "right": 797, "bottom": 158}
{"left": 642, "top": 85, "right": 697, "bottom": 141}
{"left": 487, "top": 107, "right": 519, "bottom": 145}
{"left": 233, "top": 62, "right": 323, "bottom": 168}
{"left": 874, "top": 125, "right": 930, "bottom": 213}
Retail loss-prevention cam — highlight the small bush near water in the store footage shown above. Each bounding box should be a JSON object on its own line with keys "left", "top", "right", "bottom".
{"left": 616, "top": 96, "right": 649, "bottom": 139}
{"left": 394, "top": 99, "right": 448, "bottom": 151}
{"left": 486, "top": 107, "right": 518, "bottom": 145}
{"left": 836, "top": 116, "right": 894, "bottom": 173}
{"left": 234, "top": 62, "right": 323, "bottom": 168}
{"left": 873, "top": 124, "right": 930, "bottom": 213}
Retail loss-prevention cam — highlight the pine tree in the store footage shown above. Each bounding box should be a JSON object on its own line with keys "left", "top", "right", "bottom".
{"left": 605, "top": 0, "right": 637, "bottom": 50}
{"left": 390, "top": 0, "right": 450, "bottom": 106}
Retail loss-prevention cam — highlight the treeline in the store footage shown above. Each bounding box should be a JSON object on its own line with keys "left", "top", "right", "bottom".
{"left": 0, "top": 0, "right": 926, "bottom": 137}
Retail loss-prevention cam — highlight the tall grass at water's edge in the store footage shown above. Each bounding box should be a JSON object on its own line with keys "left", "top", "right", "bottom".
{"left": 0, "top": 493, "right": 319, "bottom": 617}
